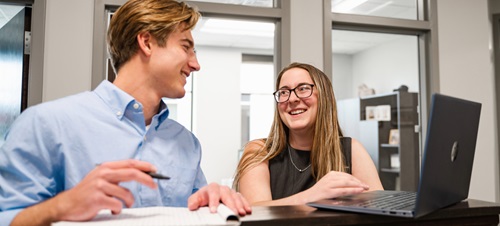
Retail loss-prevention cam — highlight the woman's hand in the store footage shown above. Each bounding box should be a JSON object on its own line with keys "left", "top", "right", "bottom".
{"left": 299, "top": 171, "right": 369, "bottom": 203}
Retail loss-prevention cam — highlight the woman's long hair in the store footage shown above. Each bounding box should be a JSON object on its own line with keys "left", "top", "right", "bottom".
{"left": 233, "top": 62, "right": 346, "bottom": 191}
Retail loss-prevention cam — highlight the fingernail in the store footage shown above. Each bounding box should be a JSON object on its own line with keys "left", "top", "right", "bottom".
{"left": 151, "top": 165, "right": 158, "bottom": 172}
{"left": 210, "top": 206, "right": 216, "bottom": 213}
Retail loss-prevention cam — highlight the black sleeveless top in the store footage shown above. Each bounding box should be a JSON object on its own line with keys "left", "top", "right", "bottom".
{"left": 269, "top": 137, "right": 351, "bottom": 200}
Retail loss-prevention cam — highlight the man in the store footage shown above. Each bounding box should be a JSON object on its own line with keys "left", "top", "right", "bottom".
{"left": 0, "top": 0, "right": 251, "bottom": 225}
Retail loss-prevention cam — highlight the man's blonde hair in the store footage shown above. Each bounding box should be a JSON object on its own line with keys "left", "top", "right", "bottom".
{"left": 107, "top": 0, "right": 200, "bottom": 72}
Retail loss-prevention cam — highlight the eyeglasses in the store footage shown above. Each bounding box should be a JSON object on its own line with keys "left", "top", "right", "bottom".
{"left": 273, "top": 84, "right": 315, "bottom": 103}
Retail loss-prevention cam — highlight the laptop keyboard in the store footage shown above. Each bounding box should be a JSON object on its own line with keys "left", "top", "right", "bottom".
{"left": 358, "top": 191, "right": 416, "bottom": 210}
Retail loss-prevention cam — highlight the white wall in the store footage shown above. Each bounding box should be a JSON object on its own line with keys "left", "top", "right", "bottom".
{"left": 194, "top": 46, "right": 241, "bottom": 184}
{"left": 333, "top": 36, "right": 419, "bottom": 101}
{"left": 240, "top": 63, "right": 275, "bottom": 141}
{"left": 332, "top": 54, "right": 353, "bottom": 100}
{"left": 437, "top": 0, "right": 498, "bottom": 202}
{"left": 43, "top": 0, "right": 93, "bottom": 100}
{"left": 352, "top": 36, "right": 419, "bottom": 97}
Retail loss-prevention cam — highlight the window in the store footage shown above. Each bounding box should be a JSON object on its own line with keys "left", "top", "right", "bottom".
{"left": 330, "top": 0, "right": 436, "bottom": 191}
{"left": 240, "top": 57, "right": 274, "bottom": 146}
{"left": 331, "top": 0, "right": 418, "bottom": 20}
{"left": 191, "top": 16, "right": 276, "bottom": 185}
{"left": 0, "top": 3, "right": 30, "bottom": 144}
{"left": 333, "top": 29, "right": 420, "bottom": 191}
{"left": 332, "top": 30, "right": 419, "bottom": 101}
{"left": 192, "top": 0, "right": 274, "bottom": 8}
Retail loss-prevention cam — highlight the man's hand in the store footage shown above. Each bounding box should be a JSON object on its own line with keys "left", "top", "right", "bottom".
{"left": 11, "top": 159, "right": 158, "bottom": 225}
{"left": 187, "top": 183, "right": 252, "bottom": 216}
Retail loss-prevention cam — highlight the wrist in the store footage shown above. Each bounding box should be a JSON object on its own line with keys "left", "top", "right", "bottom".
{"left": 11, "top": 199, "right": 59, "bottom": 226}
{"left": 49, "top": 192, "right": 68, "bottom": 222}
{"left": 295, "top": 191, "right": 310, "bottom": 205}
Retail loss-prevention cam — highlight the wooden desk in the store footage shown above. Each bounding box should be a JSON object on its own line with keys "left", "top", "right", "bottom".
{"left": 240, "top": 199, "right": 500, "bottom": 226}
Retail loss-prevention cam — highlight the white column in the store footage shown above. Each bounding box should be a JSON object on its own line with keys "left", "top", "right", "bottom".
{"left": 288, "top": 0, "right": 324, "bottom": 70}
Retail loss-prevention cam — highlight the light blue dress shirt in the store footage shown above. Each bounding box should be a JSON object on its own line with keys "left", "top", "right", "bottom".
{"left": 0, "top": 81, "right": 207, "bottom": 225}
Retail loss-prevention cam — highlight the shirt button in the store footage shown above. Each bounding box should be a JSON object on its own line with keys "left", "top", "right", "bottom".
{"left": 133, "top": 103, "right": 140, "bottom": 109}
{"left": 116, "top": 111, "right": 122, "bottom": 116}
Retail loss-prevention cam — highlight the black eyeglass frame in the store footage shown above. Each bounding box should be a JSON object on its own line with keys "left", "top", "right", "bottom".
{"left": 273, "top": 83, "right": 315, "bottom": 103}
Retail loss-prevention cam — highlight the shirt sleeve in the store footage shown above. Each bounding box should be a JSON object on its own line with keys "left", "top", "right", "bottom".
{"left": 0, "top": 107, "right": 62, "bottom": 225}
{"left": 192, "top": 163, "right": 208, "bottom": 194}
{"left": 192, "top": 137, "right": 207, "bottom": 194}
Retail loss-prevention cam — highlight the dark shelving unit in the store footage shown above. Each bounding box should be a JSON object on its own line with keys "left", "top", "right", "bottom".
{"left": 359, "top": 91, "right": 419, "bottom": 191}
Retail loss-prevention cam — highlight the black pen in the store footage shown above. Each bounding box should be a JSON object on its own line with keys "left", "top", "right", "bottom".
{"left": 145, "top": 171, "right": 171, "bottom": 180}
{"left": 96, "top": 163, "right": 170, "bottom": 180}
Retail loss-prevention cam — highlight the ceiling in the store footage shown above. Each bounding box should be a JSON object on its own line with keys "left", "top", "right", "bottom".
{"left": 192, "top": 0, "right": 417, "bottom": 55}
{"left": 0, "top": 0, "right": 416, "bottom": 55}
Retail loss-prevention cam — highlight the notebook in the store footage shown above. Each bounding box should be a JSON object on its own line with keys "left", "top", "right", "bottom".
{"left": 308, "top": 93, "right": 482, "bottom": 218}
{"left": 52, "top": 204, "right": 240, "bottom": 226}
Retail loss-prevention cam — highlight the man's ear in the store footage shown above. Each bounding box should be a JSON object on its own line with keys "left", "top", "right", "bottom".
{"left": 137, "top": 32, "right": 153, "bottom": 56}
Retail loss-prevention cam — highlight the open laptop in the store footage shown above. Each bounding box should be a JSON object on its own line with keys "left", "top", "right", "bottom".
{"left": 308, "top": 93, "right": 482, "bottom": 218}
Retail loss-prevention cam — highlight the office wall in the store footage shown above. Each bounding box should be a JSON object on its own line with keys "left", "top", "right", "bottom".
{"left": 437, "top": 0, "right": 498, "bottom": 202}
{"left": 351, "top": 37, "right": 419, "bottom": 97}
{"left": 43, "top": 0, "right": 93, "bottom": 100}
{"left": 193, "top": 46, "right": 241, "bottom": 185}
{"left": 332, "top": 54, "right": 353, "bottom": 100}
{"left": 332, "top": 37, "right": 419, "bottom": 100}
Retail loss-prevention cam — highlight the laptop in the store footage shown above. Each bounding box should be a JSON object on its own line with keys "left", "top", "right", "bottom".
{"left": 308, "top": 93, "right": 482, "bottom": 218}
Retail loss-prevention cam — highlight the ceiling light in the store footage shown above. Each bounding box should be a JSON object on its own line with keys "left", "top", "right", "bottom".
{"left": 366, "top": 1, "right": 393, "bottom": 14}
{"left": 332, "top": 0, "right": 369, "bottom": 12}
{"left": 200, "top": 18, "right": 274, "bottom": 37}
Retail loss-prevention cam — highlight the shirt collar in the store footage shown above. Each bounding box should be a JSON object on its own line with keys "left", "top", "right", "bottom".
{"left": 94, "top": 80, "right": 134, "bottom": 120}
{"left": 93, "top": 81, "right": 170, "bottom": 128}
{"left": 156, "top": 99, "right": 170, "bottom": 129}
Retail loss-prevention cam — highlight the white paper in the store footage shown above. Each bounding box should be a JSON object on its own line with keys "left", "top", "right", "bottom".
{"left": 52, "top": 204, "right": 239, "bottom": 226}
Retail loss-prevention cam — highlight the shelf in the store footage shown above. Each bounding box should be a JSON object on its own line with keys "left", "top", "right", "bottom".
{"left": 380, "top": 168, "right": 400, "bottom": 173}
{"left": 359, "top": 91, "right": 419, "bottom": 191}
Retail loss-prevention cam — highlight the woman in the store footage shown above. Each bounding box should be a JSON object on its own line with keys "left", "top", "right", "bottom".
{"left": 233, "top": 62, "right": 383, "bottom": 206}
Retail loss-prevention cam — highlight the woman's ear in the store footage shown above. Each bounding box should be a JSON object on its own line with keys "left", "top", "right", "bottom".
{"left": 137, "top": 32, "right": 153, "bottom": 56}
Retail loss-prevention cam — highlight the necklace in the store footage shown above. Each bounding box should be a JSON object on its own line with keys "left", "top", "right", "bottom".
{"left": 288, "top": 145, "right": 311, "bottom": 173}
